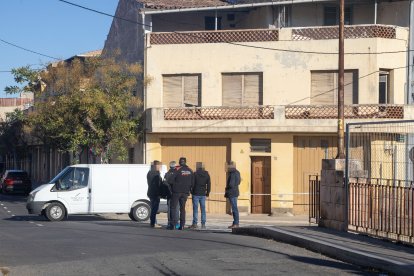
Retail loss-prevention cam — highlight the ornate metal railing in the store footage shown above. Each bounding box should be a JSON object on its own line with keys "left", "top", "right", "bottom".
{"left": 285, "top": 105, "right": 404, "bottom": 119}
{"left": 292, "top": 25, "right": 397, "bottom": 41}
{"left": 150, "top": 29, "right": 279, "bottom": 45}
{"left": 164, "top": 106, "right": 274, "bottom": 120}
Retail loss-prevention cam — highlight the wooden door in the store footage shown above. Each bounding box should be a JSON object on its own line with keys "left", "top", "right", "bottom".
{"left": 161, "top": 138, "right": 230, "bottom": 214}
{"left": 251, "top": 157, "right": 271, "bottom": 214}
{"left": 293, "top": 136, "right": 337, "bottom": 215}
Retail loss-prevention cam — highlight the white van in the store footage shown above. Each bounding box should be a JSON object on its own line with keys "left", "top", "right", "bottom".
{"left": 26, "top": 164, "right": 168, "bottom": 222}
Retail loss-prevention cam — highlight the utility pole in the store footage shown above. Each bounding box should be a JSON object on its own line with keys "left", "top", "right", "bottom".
{"left": 337, "top": 0, "right": 345, "bottom": 159}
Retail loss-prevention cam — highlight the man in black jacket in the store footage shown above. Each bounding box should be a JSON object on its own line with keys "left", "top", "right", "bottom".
{"left": 225, "top": 161, "right": 241, "bottom": 229}
{"left": 168, "top": 157, "right": 194, "bottom": 230}
{"left": 163, "top": 161, "right": 178, "bottom": 228}
{"left": 189, "top": 162, "right": 211, "bottom": 229}
{"left": 147, "top": 160, "right": 162, "bottom": 228}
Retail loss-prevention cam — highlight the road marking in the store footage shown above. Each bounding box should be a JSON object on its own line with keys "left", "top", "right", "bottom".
{"left": 3, "top": 207, "right": 7, "bottom": 209}
{"left": 0, "top": 203, "right": 3, "bottom": 206}
{"left": 7, "top": 210, "right": 11, "bottom": 213}
{"left": 36, "top": 224, "right": 44, "bottom": 227}
{"left": 29, "top": 221, "right": 34, "bottom": 224}
{"left": 11, "top": 214, "right": 15, "bottom": 216}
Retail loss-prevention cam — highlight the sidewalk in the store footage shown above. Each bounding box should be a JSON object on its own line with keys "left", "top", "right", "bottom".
{"left": 233, "top": 225, "right": 414, "bottom": 276}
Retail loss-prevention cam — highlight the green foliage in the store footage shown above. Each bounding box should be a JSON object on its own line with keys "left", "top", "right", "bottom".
{"left": 6, "top": 56, "right": 143, "bottom": 163}
{"left": 0, "top": 109, "right": 28, "bottom": 156}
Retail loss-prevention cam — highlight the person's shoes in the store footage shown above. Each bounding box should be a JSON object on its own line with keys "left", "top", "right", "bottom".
{"left": 175, "top": 224, "right": 180, "bottom": 229}
{"left": 201, "top": 224, "right": 206, "bottom": 229}
{"left": 188, "top": 224, "right": 198, "bottom": 229}
{"left": 178, "top": 225, "right": 185, "bottom": 230}
{"left": 151, "top": 224, "right": 162, "bottom": 229}
{"left": 228, "top": 224, "right": 239, "bottom": 229}
{"left": 166, "top": 225, "right": 175, "bottom": 230}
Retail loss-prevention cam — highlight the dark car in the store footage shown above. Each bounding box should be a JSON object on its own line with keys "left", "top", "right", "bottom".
{"left": 0, "top": 170, "right": 32, "bottom": 195}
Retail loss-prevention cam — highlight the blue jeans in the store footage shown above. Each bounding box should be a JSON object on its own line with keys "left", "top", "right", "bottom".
{"left": 149, "top": 197, "right": 160, "bottom": 226}
{"left": 192, "top": 195, "right": 206, "bottom": 225}
{"left": 229, "top": 197, "right": 239, "bottom": 225}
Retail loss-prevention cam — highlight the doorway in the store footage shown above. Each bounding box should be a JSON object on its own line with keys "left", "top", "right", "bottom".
{"left": 251, "top": 156, "right": 271, "bottom": 214}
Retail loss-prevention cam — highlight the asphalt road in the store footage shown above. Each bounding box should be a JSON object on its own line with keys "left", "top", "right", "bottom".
{"left": 0, "top": 193, "right": 373, "bottom": 276}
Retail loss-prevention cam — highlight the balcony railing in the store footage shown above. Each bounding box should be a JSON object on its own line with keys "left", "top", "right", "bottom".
{"left": 150, "top": 29, "right": 279, "bottom": 45}
{"left": 164, "top": 106, "right": 275, "bottom": 120}
{"left": 285, "top": 104, "right": 404, "bottom": 119}
{"left": 292, "top": 24, "right": 396, "bottom": 40}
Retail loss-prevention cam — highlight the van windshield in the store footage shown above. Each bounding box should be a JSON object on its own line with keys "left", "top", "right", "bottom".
{"left": 49, "top": 167, "right": 70, "bottom": 184}
{"left": 52, "top": 167, "right": 90, "bottom": 191}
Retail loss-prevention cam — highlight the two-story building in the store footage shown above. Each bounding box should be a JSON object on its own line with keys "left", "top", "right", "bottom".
{"left": 104, "top": 0, "right": 414, "bottom": 215}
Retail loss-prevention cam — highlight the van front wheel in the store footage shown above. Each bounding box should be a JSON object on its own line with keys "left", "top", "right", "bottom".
{"left": 131, "top": 202, "right": 150, "bottom": 222}
{"left": 44, "top": 203, "right": 66, "bottom": 221}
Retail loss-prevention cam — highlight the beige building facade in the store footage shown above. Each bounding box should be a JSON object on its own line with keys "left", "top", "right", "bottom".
{"left": 105, "top": 0, "right": 414, "bottom": 215}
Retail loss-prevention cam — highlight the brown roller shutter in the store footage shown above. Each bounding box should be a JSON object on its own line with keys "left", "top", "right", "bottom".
{"left": 222, "top": 74, "right": 242, "bottom": 106}
{"left": 311, "top": 72, "right": 335, "bottom": 105}
{"left": 183, "top": 75, "right": 200, "bottom": 107}
{"left": 243, "top": 73, "right": 262, "bottom": 105}
{"left": 163, "top": 76, "right": 183, "bottom": 107}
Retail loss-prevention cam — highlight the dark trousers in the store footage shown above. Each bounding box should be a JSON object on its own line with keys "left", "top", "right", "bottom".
{"left": 167, "top": 198, "right": 180, "bottom": 225}
{"left": 149, "top": 197, "right": 160, "bottom": 226}
{"left": 170, "top": 193, "right": 188, "bottom": 226}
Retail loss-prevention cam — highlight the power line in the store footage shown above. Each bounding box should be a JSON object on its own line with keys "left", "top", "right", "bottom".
{"left": 57, "top": 0, "right": 410, "bottom": 56}
{"left": 0, "top": 38, "right": 60, "bottom": 60}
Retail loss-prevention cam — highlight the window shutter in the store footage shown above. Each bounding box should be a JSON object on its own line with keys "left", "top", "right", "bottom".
{"left": 183, "top": 75, "right": 200, "bottom": 107}
{"left": 222, "top": 74, "right": 242, "bottom": 106}
{"left": 243, "top": 73, "right": 262, "bottom": 106}
{"left": 311, "top": 72, "right": 335, "bottom": 105}
{"left": 163, "top": 76, "right": 183, "bottom": 107}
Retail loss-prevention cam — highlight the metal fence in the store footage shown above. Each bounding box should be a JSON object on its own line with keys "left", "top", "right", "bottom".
{"left": 309, "top": 175, "right": 320, "bottom": 224}
{"left": 346, "top": 120, "right": 414, "bottom": 243}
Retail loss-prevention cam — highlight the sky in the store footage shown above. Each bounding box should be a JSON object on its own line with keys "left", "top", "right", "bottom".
{"left": 0, "top": 0, "right": 119, "bottom": 97}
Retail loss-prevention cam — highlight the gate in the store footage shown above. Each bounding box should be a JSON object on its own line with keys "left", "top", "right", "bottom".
{"left": 346, "top": 120, "right": 414, "bottom": 244}
{"left": 309, "top": 174, "right": 320, "bottom": 224}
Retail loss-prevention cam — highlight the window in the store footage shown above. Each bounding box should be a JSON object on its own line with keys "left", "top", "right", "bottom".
{"left": 250, "top": 139, "right": 271, "bottom": 153}
{"left": 311, "top": 70, "right": 358, "bottom": 105}
{"left": 54, "top": 167, "right": 89, "bottom": 191}
{"left": 324, "top": 6, "right": 352, "bottom": 26}
{"left": 163, "top": 74, "right": 201, "bottom": 107}
{"left": 205, "top": 16, "right": 222, "bottom": 30}
{"left": 379, "top": 71, "right": 391, "bottom": 104}
{"left": 222, "top": 73, "right": 263, "bottom": 106}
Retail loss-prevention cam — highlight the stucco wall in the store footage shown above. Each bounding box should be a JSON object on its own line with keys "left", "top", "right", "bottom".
{"left": 146, "top": 133, "right": 296, "bottom": 213}
{"left": 145, "top": 28, "right": 408, "bottom": 109}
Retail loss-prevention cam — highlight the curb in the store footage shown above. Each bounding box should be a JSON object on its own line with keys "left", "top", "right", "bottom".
{"left": 233, "top": 227, "right": 414, "bottom": 276}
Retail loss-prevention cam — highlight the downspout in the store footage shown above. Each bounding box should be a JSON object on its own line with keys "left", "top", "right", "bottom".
{"left": 215, "top": 9, "right": 218, "bottom": 30}
{"left": 142, "top": 11, "right": 148, "bottom": 164}
{"left": 374, "top": 0, "right": 377, "bottom": 24}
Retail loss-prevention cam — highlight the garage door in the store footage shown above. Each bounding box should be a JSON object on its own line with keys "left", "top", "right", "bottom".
{"left": 293, "top": 136, "right": 337, "bottom": 215}
{"left": 161, "top": 138, "right": 231, "bottom": 214}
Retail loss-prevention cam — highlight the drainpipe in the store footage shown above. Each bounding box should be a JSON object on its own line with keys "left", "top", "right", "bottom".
{"left": 409, "top": 0, "right": 414, "bottom": 104}
{"left": 374, "top": 0, "right": 377, "bottom": 24}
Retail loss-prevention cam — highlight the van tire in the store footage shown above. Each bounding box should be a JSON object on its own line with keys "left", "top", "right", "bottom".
{"left": 131, "top": 202, "right": 150, "bottom": 222}
{"left": 44, "top": 203, "right": 66, "bottom": 222}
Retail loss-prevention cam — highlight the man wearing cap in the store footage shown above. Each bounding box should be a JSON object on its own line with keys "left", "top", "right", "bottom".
{"left": 168, "top": 157, "right": 194, "bottom": 230}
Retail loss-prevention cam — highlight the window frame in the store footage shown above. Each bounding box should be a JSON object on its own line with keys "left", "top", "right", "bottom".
{"left": 162, "top": 74, "right": 202, "bottom": 108}
{"left": 221, "top": 72, "right": 263, "bottom": 107}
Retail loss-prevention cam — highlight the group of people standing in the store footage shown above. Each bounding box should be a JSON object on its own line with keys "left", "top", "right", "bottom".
{"left": 146, "top": 157, "right": 241, "bottom": 230}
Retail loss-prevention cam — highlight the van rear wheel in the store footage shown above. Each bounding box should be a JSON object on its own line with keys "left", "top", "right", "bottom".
{"left": 44, "top": 203, "right": 66, "bottom": 222}
{"left": 131, "top": 202, "right": 150, "bottom": 222}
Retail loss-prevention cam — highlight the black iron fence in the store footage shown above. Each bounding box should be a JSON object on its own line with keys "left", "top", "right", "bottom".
{"left": 309, "top": 174, "right": 321, "bottom": 224}
{"left": 348, "top": 178, "right": 414, "bottom": 244}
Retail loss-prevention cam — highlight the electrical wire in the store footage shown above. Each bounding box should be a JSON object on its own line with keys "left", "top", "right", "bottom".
{"left": 0, "top": 38, "right": 60, "bottom": 60}
{"left": 57, "top": 0, "right": 411, "bottom": 56}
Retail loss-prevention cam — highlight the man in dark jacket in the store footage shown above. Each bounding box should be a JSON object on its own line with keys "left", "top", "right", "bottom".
{"left": 147, "top": 160, "right": 162, "bottom": 228}
{"left": 163, "top": 161, "right": 178, "bottom": 228}
{"left": 189, "top": 162, "right": 211, "bottom": 229}
{"left": 168, "top": 157, "right": 194, "bottom": 230}
{"left": 225, "top": 161, "right": 241, "bottom": 229}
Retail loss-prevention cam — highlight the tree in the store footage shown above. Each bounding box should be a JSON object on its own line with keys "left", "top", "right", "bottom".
{"left": 5, "top": 55, "right": 143, "bottom": 163}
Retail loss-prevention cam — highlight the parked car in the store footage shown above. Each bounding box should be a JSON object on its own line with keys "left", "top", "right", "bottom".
{"left": 0, "top": 170, "right": 32, "bottom": 195}
{"left": 27, "top": 164, "right": 168, "bottom": 221}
